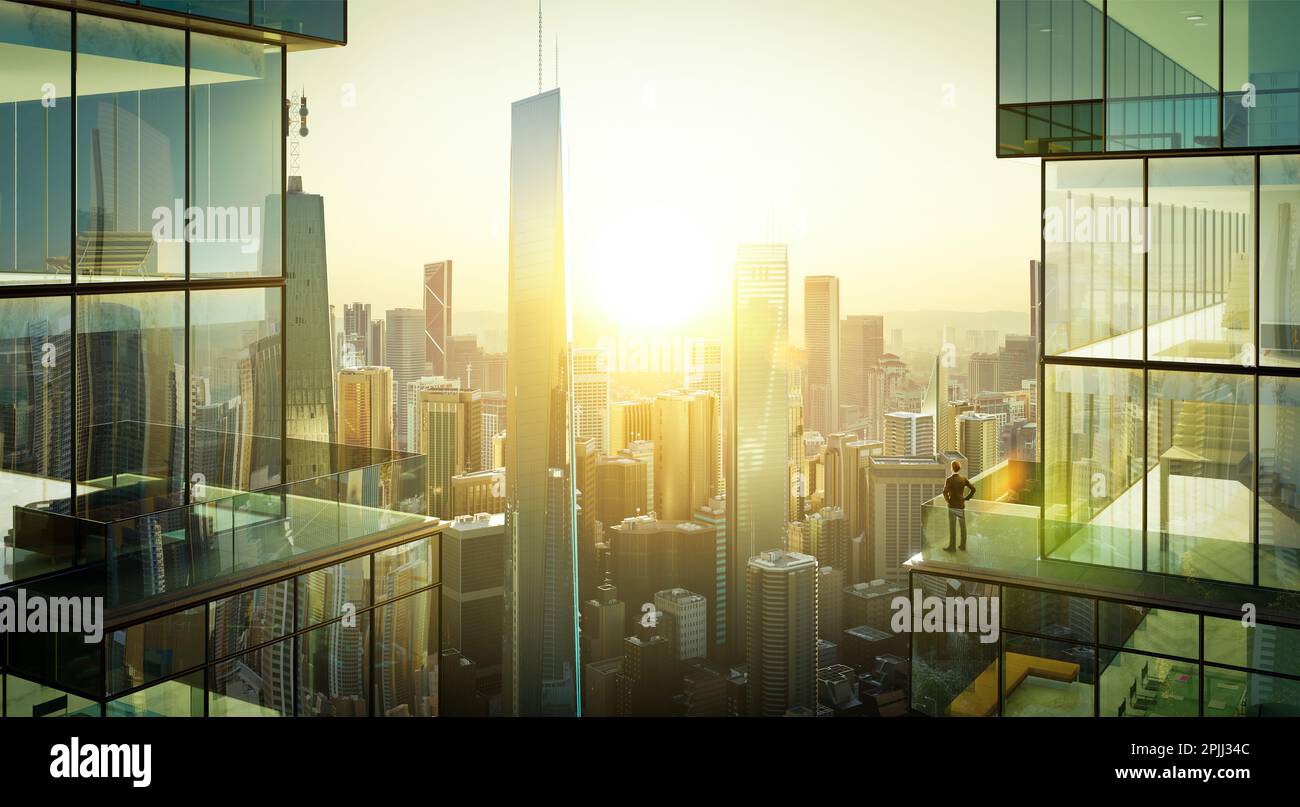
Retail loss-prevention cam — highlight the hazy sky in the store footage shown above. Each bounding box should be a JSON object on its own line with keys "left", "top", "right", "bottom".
{"left": 292, "top": 0, "right": 1040, "bottom": 344}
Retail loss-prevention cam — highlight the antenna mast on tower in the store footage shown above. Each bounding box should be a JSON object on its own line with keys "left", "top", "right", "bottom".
{"left": 538, "top": 1, "right": 543, "bottom": 93}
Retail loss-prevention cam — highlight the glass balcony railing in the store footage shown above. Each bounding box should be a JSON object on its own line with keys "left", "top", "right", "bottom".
{"left": 3, "top": 428, "right": 435, "bottom": 612}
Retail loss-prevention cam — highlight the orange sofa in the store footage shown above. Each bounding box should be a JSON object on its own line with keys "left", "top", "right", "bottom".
{"left": 948, "top": 652, "right": 1081, "bottom": 717}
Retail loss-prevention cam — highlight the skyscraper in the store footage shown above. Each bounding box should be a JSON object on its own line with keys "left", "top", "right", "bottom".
{"left": 502, "top": 88, "right": 578, "bottom": 717}
{"left": 840, "top": 314, "right": 884, "bottom": 428}
{"left": 652, "top": 389, "right": 716, "bottom": 521}
{"left": 424, "top": 260, "right": 453, "bottom": 376}
{"left": 384, "top": 307, "right": 424, "bottom": 451}
{"left": 610, "top": 398, "right": 654, "bottom": 452}
{"left": 685, "top": 337, "right": 724, "bottom": 496}
{"left": 728, "top": 243, "right": 789, "bottom": 659}
{"left": 967, "top": 352, "right": 1000, "bottom": 398}
{"left": 884, "top": 411, "right": 935, "bottom": 457}
{"left": 745, "top": 549, "right": 818, "bottom": 716}
{"left": 956, "top": 412, "right": 999, "bottom": 478}
{"left": 343, "top": 302, "right": 371, "bottom": 366}
{"left": 803, "top": 275, "right": 840, "bottom": 436}
{"left": 284, "top": 176, "right": 337, "bottom": 478}
{"left": 441, "top": 513, "right": 505, "bottom": 698}
{"left": 865, "top": 454, "right": 957, "bottom": 583}
{"left": 415, "top": 387, "right": 483, "bottom": 520}
{"left": 923, "top": 352, "right": 951, "bottom": 460}
{"left": 337, "top": 366, "right": 393, "bottom": 450}
{"left": 572, "top": 347, "right": 611, "bottom": 454}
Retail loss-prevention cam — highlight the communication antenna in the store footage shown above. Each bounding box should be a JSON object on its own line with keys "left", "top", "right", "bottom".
{"left": 538, "top": 1, "right": 543, "bottom": 93}
{"left": 555, "top": 35, "right": 559, "bottom": 87}
{"left": 286, "top": 87, "right": 309, "bottom": 175}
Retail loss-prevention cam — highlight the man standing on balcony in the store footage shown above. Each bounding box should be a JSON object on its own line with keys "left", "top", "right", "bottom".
{"left": 943, "top": 459, "right": 976, "bottom": 552}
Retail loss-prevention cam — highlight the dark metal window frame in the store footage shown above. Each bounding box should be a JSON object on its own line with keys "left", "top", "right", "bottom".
{"left": 1038, "top": 147, "right": 1300, "bottom": 598}
{"left": 0, "top": 1, "right": 291, "bottom": 512}
{"left": 909, "top": 567, "right": 1300, "bottom": 718}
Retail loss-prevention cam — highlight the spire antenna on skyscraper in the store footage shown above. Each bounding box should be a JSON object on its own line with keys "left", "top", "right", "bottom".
{"left": 538, "top": 1, "right": 543, "bottom": 93}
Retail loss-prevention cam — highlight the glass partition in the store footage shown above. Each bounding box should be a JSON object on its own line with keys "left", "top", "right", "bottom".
{"left": 1043, "top": 159, "right": 1144, "bottom": 358}
{"left": 1043, "top": 364, "right": 1144, "bottom": 567}
{"left": 998, "top": 0, "right": 1104, "bottom": 156}
{"left": 1146, "top": 371, "right": 1254, "bottom": 583}
{"left": 1147, "top": 156, "right": 1255, "bottom": 365}
{"left": 0, "top": 2, "right": 72, "bottom": 284}
{"left": 190, "top": 287, "right": 283, "bottom": 495}
{"left": 1106, "top": 0, "right": 1220, "bottom": 151}
{"left": 253, "top": 0, "right": 346, "bottom": 42}
{"left": 76, "top": 14, "right": 185, "bottom": 281}
{"left": 1223, "top": 0, "right": 1300, "bottom": 148}
{"left": 190, "top": 33, "right": 282, "bottom": 278}
{"left": 1259, "top": 377, "right": 1300, "bottom": 589}
{"left": 76, "top": 291, "right": 186, "bottom": 503}
{"left": 1260, "top": 155, "right": 1300, "bottom": 367}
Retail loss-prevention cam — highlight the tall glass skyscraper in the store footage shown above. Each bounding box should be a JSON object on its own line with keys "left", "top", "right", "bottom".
{"left": 909, "top": 0, "right": 1300, "bottom": 719}
{"left": 0, "top": 0, "right": 444, "bottom": 719}
{"left": 503, "top": 88, "right": 579, "bottom": 716}
{"left": 727, "top": 244, "right": 789, "bottom": 659}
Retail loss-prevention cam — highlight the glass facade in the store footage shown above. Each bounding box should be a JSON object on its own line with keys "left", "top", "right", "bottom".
{"left": 999, "top": 0, "right": 1300, "bottom": 154}
{"left": 0, "top": 531, "right": 439, "bottom": 716}
{"left": 1038, "top": 154, "right": 1288, "bottom": 590}
{"left": 912, "top": 573, "right": 1300, "bottom": 717}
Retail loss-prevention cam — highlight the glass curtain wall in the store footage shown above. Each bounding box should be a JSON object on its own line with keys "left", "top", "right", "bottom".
{"left": 998, "top": 0, "right": 1300, "bottom": 154}
{"left": 0, "top": 0, "right": 288, "bottom": 579}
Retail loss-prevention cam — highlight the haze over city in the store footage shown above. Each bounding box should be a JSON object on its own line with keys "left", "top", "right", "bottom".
{"left": 292, "top": 0, "right": 1041, "bottom": 345}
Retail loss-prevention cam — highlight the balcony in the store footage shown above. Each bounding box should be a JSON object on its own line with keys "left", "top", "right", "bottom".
{"left": 4, "top": 428, "right": 434, "bottom": 609}
{"left": 913, "top": 459, "right": 1300, "bottom": 625}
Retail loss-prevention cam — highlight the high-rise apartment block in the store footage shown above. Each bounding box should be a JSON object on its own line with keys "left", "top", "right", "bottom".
{"left": 745, "top": 549, "right": 818, "bottom": 716}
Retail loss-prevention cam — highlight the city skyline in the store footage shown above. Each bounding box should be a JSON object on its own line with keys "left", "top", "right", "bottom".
{"left": 292, "top": 0, "right": 1041, "bottom": 341}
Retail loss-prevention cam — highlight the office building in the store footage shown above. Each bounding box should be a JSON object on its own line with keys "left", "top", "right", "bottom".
{"left": 451, "top": 469, "right": 505, "bottom": 517}
{"left": 0, "top": 0, "right": 448, "bottom": 719}
{"left": 283, "top": 177, "right": 337, "bottom": 481}
{"left": 384, "top": 307, "right": 425, "bottom": 451}
{"left": 607, "top": 516, "right": 717, "bottom": 648}
{"left": 572, "top": 347, "right": 611, "bottom": 454}
{"left": 652, "top": 389, "right": 717, "bottom": 521}
{"left": 442, "top": 513, "right": 504, "bottom": 696}
{"left": 619, "top": 439, "right": 654, "bottom": 514}
{"left": 866, "top": 454, "right": 959, "bottom": 583}
{"left": 967, "top": 352, "right": 1000, "bottom": 398}
{"left": 745, "top": 549, "right": 818, "bottom": 716}
{"left": 956, "top": 412, "right": 999, "bottom": 478}
{"left": 343, "top": 302, "right": 371, "bottom": 366}
{"left": 884, "top": 411, "right": 935, "bottom": 458}
{"left": 415, "top": 388, "right": 483, "bottom": 520}
{"left": 424, "top": 260, "right": 452, "bottom": 376}
{"left": 925, "top": 0, "right": 1300, "bottom": 719}
{"left": 804, "top": 275, "right": 840, "bottom": 436}
{"left": 337, "top": 366, "right": 394, "bottom": 450}
{"left": 655, "top": 587, "right": 708, "bottom": 662}
{"left": 729, "top": 244, "right": 790, "bottom": 659}
{"left": 998, "top": 334, "right": 1035, "bottom": 394}
{"left": 610, "top": 398, "right": 654, "bottom": 453}
{"left": 502, "top": 88, "right": 578, "bottom": 716}
{"left": 595, "top": 454, "right": 648, "bottom": 528}
{"left": 684, "top": 337, "right": 724, "bottom": 496}
{"left": 581, "top": 580, "right": 626, "bottom": 665}
{"left": 692, "top": 496, "right": 729, "bottom": 653}
{"left": 840, "top": 315, "right": 885, "bottom": 428}
{"left": 574, "top": 436, "right": 600, "bottom": 603}
{"left": 944, "top": 400, "right": 975, "bottom": 454}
